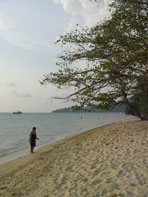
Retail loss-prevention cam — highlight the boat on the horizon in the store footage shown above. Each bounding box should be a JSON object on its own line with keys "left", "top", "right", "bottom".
{"left": 13, "top": 111, "right": 22, "bottom": 114}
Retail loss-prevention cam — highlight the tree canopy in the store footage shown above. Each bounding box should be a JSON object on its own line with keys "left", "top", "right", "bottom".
{"left": 41, "top": 0, "right": 148, "bottom": 120}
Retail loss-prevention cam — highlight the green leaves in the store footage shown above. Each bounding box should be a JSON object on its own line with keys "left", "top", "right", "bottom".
{"left": 41, "top": 0, "right": 148, "bottom": 119}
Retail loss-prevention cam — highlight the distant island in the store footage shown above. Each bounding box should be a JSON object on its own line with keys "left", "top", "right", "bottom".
{"left": 51, "top": 105, "right": 126, "bottom": 113}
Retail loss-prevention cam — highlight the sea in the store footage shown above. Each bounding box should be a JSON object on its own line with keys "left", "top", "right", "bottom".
{"left": 0, "top": 112, "right": 132, "bottom": 164}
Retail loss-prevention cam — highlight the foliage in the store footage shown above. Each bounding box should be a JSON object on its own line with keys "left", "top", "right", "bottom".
{"left": 126, "top": 77, "right": 148, "bottom": 116}
{"left": 41, "top": 0, "right": 148, "bottom": 120}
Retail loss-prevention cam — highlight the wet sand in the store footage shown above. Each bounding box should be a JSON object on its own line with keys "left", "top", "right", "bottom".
{"left": 0, "top": 118, "right": 148, "bottom": 196}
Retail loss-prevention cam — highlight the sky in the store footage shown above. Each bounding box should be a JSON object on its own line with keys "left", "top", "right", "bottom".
{"left": 0, "top": 0, "right": 111, "bottom": 112}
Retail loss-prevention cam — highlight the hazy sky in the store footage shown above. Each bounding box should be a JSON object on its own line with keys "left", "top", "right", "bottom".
{"left": 0, "top": 0, "right": 111, "bottom": 112}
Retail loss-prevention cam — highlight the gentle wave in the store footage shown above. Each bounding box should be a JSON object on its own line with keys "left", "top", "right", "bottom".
{"left": 0, "top": 112, "right": 131, "bottom": 164}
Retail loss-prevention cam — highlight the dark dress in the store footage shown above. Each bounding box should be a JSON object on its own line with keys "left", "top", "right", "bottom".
{"left": 31, "top": 133, "right": 37, "bottom": 147}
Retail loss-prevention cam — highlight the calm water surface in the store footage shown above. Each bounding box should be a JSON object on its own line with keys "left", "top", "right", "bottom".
{"left": 0, "top": 112, "right": 131, "bottom": 164}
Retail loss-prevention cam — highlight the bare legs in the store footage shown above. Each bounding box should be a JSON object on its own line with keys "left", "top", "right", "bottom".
{"left": 31, "top": 146, "right": 34, "bottom": 153}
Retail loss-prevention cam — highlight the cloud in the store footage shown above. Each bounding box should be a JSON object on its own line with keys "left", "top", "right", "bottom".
{"left": 11, "top": 90, "right": 32, "bottom": 98}
{"left": 2, "top": 31, "right": 50, "bottom": 51}
{"left": 53, "top": 0, "right": 112, "bottom": 28}
{"left": 64, "top": 17, "right": 78, "bottom": 32}
{"left": 53, "top": 0, "right": 60, "bottom": 3}
{"left": 6, "top": 82, "right": 16, "bottom": 87}
{"left": 0, "top": 12, "right": 14, "bottom": 30}
{"left": 0, "top": 3, "right": 54, "bottom": 52}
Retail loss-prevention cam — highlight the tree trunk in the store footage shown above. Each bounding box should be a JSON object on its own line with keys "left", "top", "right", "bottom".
{"left": 125, "top": 98, "right": 148, "bottom": 121}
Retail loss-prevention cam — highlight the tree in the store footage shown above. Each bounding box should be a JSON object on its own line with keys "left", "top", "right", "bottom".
{"left": 41, "top": 0, "right": 148, "bottom": 120}
{"left": 125, "top": 77, "right": 148, "bottom": 117}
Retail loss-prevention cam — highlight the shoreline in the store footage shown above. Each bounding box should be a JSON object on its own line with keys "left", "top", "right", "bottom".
{"left": 0, "top": 115, "right": 130, "bottom": 165}
{"left": 1, "top": 118, "right": 148, "bottom": 196}
{"left": 0, "top": 119, "right": 124, "bottom": 167}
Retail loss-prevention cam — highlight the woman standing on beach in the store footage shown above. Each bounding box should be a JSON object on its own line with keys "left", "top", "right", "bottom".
{"left": 29, "top": 127, "right": 39, "bottom": 153}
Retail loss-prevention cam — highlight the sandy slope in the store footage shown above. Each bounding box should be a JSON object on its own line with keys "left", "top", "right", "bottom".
{"left": 0, "top": 118, "right": 148, "bottom": 197}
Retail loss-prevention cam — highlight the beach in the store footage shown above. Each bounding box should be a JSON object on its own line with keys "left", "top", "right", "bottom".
{"left": 0, "top": 118, "right": 148, "bottom": 197}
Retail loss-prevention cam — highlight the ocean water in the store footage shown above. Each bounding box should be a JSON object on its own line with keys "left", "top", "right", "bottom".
{"left": 0, "top": 112, "right": 131, "bottom": 164}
